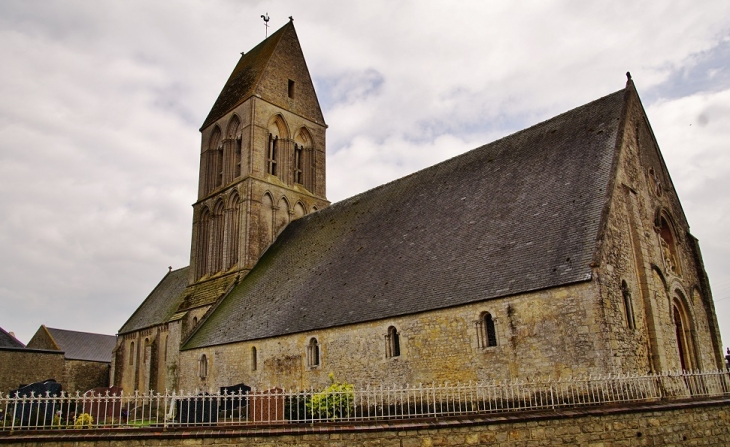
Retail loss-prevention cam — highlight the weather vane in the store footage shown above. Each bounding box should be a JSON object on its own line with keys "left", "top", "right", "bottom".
{"left": 261, "top": 13, "right": 270, "bottom": 38}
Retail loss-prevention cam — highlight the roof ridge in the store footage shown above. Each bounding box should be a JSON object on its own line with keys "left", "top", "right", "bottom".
{"left": 323, "top": 88, "right": 627, "bottom": 215}
{"left": 117, "top": 267, "right": 182, "bottom": 333}
{"left": 46, "top": 327, "right": 115, "bottom": 337}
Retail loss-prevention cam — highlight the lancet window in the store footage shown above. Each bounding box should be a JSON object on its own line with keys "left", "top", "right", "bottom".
{"left": 204, "top": 127, "right": 222, "bottom": 195}
{"left": 386, "top": 326, "right": 401, "bottom": 358}
{"left": 226, "top": 192, "right": 241, "bottom": 269}
{"left": 476, "top": 312, "right": 497, "bottom": 348}
{"left": 267, "top": 135, "right": 278, "bottom": 176}
{"left": 294, "top": 144, "right": 303, "bottom": 184}
{"left": 621, "top": 280, "right": 636, "bottom": 330}
{"left": 199, "top": 354, "right": 208, "bottom": 379}
{"left": 195, "top": 207, "right": 211, "bottom": 279}
{"left": 307, "top": 337, "right": 320, "bottom": 367}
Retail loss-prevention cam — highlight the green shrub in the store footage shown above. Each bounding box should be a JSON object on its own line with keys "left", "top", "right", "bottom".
{"left": 52, "top": 414, "right": 64, "bottom": 428}
{"left": 306, "top": 373, "right": 354, "bottom": 420}
{"left": 74, "top": 413, "right": 94, "bottom": 429}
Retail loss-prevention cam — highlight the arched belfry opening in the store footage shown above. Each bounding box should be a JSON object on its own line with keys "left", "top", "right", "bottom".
{"left": 266, "top": 115, "right": 290, "bottom": 178}
{"left": 226, "top": 115, "right": 242, "bottom": 181}
{"left": 204, "top": 127, "right": 222, "bottom": 195}
{"left": 293, "top": 127, "right": 314, "bottom": 190}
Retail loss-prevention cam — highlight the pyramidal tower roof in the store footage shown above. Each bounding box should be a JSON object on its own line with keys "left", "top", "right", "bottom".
{"left": 201, "top": 20, "right": 324, "bottom": 130}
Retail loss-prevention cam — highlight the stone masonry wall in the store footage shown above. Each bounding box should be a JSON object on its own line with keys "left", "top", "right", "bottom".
{"left": 1, "top": 399, "right": 728, "bottom": 446}
{"left": 190, "top": 95, "right": 328, "bottom": 280}
{"left": 596, "top": 87, "right": 722, "bottom": 375}
{"left": 63, "top": 360, "right": 109, "bottom": 393}
{"left": 113, "top": 322, "right": 181, "bottom": 394}
{"left": 0, "top": 349, "right": 64, "bottom": 393}
{"left": 178, "top": 281, "right": 610, "bottom": 392}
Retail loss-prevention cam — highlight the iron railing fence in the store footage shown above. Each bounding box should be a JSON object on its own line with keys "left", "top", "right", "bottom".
{"left": 1, "top": 370, "right": 729, "bottom": 431}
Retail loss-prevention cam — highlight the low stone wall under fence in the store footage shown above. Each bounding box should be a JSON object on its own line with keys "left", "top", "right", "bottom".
{"left": 3, "top": 369, "right": 729, "bottom": 431}
{"left": 0, "top": 397, "right": 729, "bottom": 446}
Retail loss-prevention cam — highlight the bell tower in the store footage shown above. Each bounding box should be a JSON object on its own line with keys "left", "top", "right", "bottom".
{"left": 189, "top": 20, "right": 328, "bottom": 285}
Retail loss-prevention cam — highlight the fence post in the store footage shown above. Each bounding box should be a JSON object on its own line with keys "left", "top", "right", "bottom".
{"left": 550, "top": 379, "right": 555, "bottom": 410}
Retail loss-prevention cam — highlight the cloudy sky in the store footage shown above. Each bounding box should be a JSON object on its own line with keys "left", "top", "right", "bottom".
{"left": 1, "top": 1, "right": 729, "bottom": 349}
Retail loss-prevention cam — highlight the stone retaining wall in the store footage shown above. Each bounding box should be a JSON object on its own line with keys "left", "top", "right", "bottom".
{"left": 1, "top": 399, "right": 728, "bottom": 446}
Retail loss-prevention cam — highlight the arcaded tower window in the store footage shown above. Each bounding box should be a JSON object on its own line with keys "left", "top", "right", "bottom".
{"left": 294, "top": 144, "right": 303, "bottom": 184}
{"left": 267, "top": 134, "right": 278, "bottom": 176}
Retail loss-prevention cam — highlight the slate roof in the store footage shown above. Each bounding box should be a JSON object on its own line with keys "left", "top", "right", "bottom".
{"left": 119, "top": 267, "right": 190, "bottom": 335}
{"left": 45, "top": 328, "right": 116, "bottom": 362}
{"left": 184, "top": 87, "right": 627, "bottom": 350}
{"left": 201, "top": 22, "right": 291, "bottom": 130}
{"left": 0, "top": 327, "right": 25, "bottom": 348}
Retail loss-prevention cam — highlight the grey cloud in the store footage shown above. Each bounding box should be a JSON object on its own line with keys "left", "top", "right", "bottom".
{"left": 1, "top": 0, "right": 730, "bottom": 348}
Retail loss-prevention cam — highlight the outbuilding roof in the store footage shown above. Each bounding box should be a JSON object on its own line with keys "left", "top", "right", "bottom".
{"left": 44, "top": 327, "right": 116, "bottom": 363}
{"left": 184, "top": 86, "right": 629, "bottom": 350}
{"left": 0, "top": 327, "right": 25, "bottom": 348}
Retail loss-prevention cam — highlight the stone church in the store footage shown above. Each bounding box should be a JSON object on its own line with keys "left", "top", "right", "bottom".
{"left": 111, "top": 20, "right": 724, "bottom": 393}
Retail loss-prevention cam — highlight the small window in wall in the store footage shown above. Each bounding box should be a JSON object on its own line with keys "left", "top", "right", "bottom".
{"left": 476, "top": 312, "right": 497, "bottom": 348}
{"left": 199, "top": 354, "right": 208, "bottom": 379}
{"left": 621, "top": 280, "right": 636, "bottom": 330}
{"left": 251, "top": 347, "right": 257, "bottom": 371}
{"left": 288, "top": 79, "right": 295, "bottom": 98}
{"left": 307, "top": 337, "right": 320, "bottom": 367}
{"left": 143, "top": 338, "right": 149, "bottom": 363}
{"left": 129, "top": 341, "right": 135, "bottom": 365}
{"left": 386, "top": 326, "right": 401, "bottom": 358}
{"left": 193, "top": 316, "right": 198, "bottom": 326}
{"left": 484, "top": 313, "right": 497, "bottom": 347}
